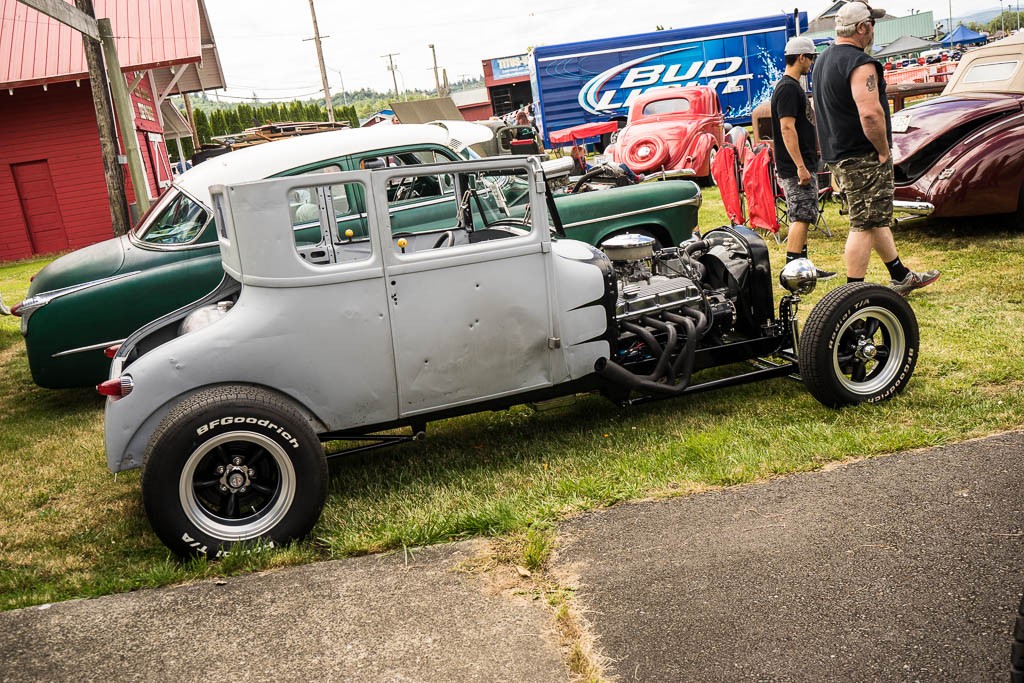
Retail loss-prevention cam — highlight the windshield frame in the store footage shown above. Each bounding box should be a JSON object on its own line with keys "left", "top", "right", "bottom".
{"left": 129, "top": 187, "right": 215, "bottom": 251}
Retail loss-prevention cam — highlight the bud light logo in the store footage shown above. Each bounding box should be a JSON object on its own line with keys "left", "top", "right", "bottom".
{"left": 578, "top": 46, "right": 754, "bottom": 115}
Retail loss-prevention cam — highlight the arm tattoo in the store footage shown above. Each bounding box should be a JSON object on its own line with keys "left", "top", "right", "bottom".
{"left": 866, "top": 74, "right": 876, "bottom": 92}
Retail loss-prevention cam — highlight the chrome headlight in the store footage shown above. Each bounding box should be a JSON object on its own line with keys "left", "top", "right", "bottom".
{"left": 780, "top": 258, "right": 818, "bottom": 295}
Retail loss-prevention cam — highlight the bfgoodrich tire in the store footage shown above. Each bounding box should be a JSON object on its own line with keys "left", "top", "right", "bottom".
{"left": 798, "top": 283, "right": 919, "bottom": 408}
{"left": 141, "top": 385, "right": 327, "bottom": 558}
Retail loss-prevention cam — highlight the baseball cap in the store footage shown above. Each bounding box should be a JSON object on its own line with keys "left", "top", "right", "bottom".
{"left": 784, "top": 36, "right": 817, "bottom": 56}
{"left": 835, "top": 1, "right": 885, "bottom": 28}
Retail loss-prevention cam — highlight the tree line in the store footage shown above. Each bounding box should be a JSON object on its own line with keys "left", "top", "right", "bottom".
{"left": 170, "top": 101, "right": 359, "bottom": 162}
{"left": 965, "top": 11, "right": 1023, "bottom": 34}
{"left": 192, "top": 102, "right": 360, "bottom": 144}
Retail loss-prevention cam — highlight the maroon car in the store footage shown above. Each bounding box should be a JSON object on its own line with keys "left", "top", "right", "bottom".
{"left": 892, "top": 33, "right": 1024, "bottom": 225}
{"left": 606, "top": 86, "right": 748, "bottom": 185}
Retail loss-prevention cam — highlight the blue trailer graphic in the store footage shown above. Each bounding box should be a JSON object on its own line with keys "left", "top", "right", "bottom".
{"left": 530, "top": 13, "right": 807, "bottom": 146}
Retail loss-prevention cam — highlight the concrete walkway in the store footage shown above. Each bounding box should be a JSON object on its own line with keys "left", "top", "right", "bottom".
{"left": 0, "top": 541, "right": 565, "bottom": 682}
{"left": 1, "top": 432, "right": 1022, "bottom": 681}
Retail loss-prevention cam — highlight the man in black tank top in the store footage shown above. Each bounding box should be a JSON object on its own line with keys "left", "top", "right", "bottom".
{"left": 813, "top": 1, "right": 939, "bottom": 295}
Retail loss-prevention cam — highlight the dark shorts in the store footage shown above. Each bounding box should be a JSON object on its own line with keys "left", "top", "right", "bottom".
{"left": 829, "top": 152, "right": 894, "bottom": 231}
{"left": 778, "top": 174, "right": 819, "bottom": 225}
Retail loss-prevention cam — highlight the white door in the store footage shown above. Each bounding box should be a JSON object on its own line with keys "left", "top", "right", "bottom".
{"left": 376, "top": 160, "right": 555, "bottom": 416}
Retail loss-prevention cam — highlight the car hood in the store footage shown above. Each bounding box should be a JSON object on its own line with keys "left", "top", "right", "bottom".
{"left": 27, "top": 234, "right": 128, "bottom": 297}
{"left": 892, "top": 94, "right": 1023, "bottom": 161}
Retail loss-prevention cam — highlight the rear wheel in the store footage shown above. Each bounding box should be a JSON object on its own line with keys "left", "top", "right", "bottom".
{"left": 701, "top": 146, "right": 719, "bottom": 187}
{"left": 141, "top": 385, "right": 328, "bottom": 558}
{"left": 799, "top": 283, "right": 919, "bottom": 407}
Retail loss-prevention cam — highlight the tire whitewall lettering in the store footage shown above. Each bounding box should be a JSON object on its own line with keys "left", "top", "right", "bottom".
{"left": 799, "top": 283, "right": 919, "bottom": 408}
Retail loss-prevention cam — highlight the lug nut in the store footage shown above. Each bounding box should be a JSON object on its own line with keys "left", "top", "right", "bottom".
{"left": 239, "top": 487, "right": 247, "bottom": 494}
{"left": 215, "top": 466, "right": 225, "bottom": 475}
{"left": 247, "top": 468, "right": 255, "bottom": 476}
{"left": 232, "top": 456, "right": 244, "bottom": 466}
{"left": 220, "top": 484, "right": 228, "bottom": 492}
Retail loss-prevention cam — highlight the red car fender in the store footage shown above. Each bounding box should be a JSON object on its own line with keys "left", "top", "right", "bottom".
{"left": 688, "top": 133, "right": 719, "bottom": 177}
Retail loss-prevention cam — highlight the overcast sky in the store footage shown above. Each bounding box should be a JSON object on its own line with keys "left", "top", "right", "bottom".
{"left": 203, "top": 0, "right": 987, "bottom": 102}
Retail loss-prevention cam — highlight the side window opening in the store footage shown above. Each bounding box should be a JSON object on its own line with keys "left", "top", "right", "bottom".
{"left": 291, "top": 180, "right": 370, "bottom": 265}
{"left": 386, "top": 168, "right": 533, "bottom": 255}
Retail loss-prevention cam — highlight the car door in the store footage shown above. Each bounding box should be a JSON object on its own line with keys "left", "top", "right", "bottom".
{"left": 373, "top": 158, "right": 556, "bottom": 416}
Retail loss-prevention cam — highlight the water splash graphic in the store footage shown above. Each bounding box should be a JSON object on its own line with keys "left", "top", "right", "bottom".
{"left": 732, "top": 48, "right": 784, "bottom": 119}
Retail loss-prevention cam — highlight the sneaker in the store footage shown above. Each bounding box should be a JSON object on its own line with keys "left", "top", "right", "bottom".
{"left": 890, "top": 269, "right": 941, "bottom": 296}
{"left": 815, "top": 268, "right": 837, "bottom": 281}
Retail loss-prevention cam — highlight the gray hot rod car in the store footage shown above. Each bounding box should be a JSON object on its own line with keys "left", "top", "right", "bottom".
{"left": 102, "top": 156, "right": 920, "bottom": 557}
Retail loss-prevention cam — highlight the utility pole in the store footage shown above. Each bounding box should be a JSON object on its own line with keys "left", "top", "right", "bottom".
{"left": 330, "top": 68, "right": 347, "bottom": 106}
{"left": 428, "top": 44, "right": 441, "bottom": 96}
{"left": 98, "top": 17, "right": 149, "bottom": 214}
{"left": 69, "top": 0, "right": 131, "bottom": 236}
{"left": 304, "top": 0, "right": 334, "bottom": 122}
{"left": 382, "top": 52, "right": 400, "bottom": 100}
{"left": 182, "top": 92, "right": 200, "bottom": 148}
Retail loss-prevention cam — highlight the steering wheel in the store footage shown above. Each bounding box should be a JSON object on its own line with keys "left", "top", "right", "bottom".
{"left": 431, "top": 230, "right": 455, "bottom": 249}
{"left": 393, "top": 178, "right": 419, "bottom": 202}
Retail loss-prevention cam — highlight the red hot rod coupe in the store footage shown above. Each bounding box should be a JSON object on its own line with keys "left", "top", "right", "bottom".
{"left": 606, "top": 86, "right": 748, "bottom": 185}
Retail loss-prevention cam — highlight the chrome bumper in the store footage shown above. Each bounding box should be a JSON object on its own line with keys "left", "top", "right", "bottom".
{"left": 893, "top": 200, "right": 935, "bottom": 216}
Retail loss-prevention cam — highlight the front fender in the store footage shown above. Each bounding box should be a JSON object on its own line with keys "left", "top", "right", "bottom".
{"left": 688, "top": 134, "right": 719, "bottom": 176}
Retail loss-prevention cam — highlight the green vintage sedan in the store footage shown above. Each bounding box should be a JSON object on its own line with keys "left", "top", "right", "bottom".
{"left": 11, "top": 122, "right": 701, "bottom": 388}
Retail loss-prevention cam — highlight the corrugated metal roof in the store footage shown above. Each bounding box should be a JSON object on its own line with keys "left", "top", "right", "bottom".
{"left": 0, "top": 0, "right": 203, "bottom": 89}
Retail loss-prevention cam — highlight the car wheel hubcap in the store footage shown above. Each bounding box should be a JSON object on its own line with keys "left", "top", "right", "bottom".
{"left": 832, "top": 306, "right": 905, "bottom": 395}
{"left": 181, "top": 431, "right": 296, "bottom": 540}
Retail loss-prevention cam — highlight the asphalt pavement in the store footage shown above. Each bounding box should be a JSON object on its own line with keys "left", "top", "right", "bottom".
{"left": 1, "top": 432, "right": 1022, "bottom": 682}
{"left": 557, "top": 430, "right": 1024, "bottom": 681}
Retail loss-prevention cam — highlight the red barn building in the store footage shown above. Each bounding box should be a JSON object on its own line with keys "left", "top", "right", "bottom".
{"left": 0, "top": 0, "right": 224, "bottom": 262}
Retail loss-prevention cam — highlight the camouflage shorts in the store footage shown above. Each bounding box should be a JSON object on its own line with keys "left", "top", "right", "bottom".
{"left": 829, "top": 152, "right": 894, "bottom": 231}
{"left": 778, "top": 174, "right": 819, "bottom": 225}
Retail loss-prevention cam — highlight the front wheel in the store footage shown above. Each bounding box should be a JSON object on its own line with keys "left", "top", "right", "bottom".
{"left": 141, "top": 385, "right": 328, "bottom": 558}
{"left": 798, "top": 283, "right": 919, "bottom": 408}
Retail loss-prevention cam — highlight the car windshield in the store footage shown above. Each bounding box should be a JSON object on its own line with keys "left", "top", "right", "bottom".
{"left": 134, "top": 190, "right": 210, "bottom": 245}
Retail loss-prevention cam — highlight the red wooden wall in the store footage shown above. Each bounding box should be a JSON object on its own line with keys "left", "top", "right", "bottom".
{"left": 0, "top": 78, "right": 171, "bottom": 262}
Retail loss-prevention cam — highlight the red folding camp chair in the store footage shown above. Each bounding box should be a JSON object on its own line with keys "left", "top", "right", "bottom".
{"left": 711, "top": 142, "right": 745, "bottom": 226}
{"left": 741, "top": 143, "right": 782, "bottom": 242}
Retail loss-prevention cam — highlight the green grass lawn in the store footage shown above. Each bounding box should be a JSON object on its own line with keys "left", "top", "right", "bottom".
{"left": 2, "top": 194, "right": 1023, "bottom": 611}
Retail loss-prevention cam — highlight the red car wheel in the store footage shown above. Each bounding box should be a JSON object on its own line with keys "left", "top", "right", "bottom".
{"left": 624, "top": 136, "right": 669, "bottom": 172}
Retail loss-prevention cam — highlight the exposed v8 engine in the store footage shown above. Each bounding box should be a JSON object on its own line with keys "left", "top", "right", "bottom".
{"left": 102, "top": 156, "right": 923, "bottom": 559}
